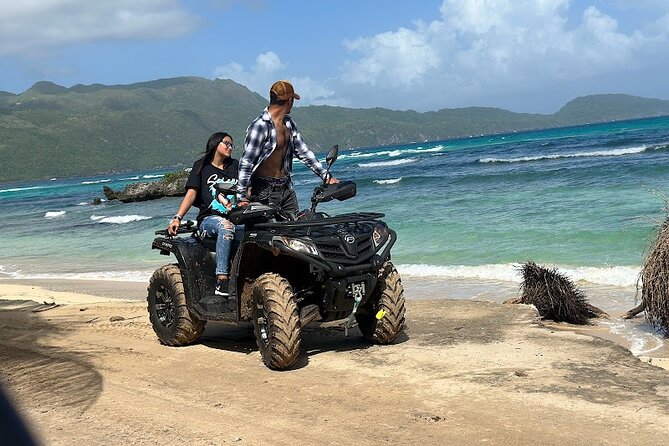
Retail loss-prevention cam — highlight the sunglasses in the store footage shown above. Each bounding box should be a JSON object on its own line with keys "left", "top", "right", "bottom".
{"left": 220, "top": 141, "right": 235, "bottom": 149}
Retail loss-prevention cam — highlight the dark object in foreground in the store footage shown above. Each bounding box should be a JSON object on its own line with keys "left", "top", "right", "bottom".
{"left": 635, "top": 217, "right": 669, "bottom": 334}
{"left": 518, "top": 261, "right": 606, "bottom": 325}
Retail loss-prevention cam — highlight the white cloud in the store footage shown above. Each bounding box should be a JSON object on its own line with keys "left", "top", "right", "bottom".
{"left": 214, "top": 52, "right": 336, "bottom": 104}
{"left": 214, "top": 51, "right": 285, "bottom": 97}
{"left": 334, "top": 0, "right": 669, "bottom": 111}
{"left": 0, "top": 0, "right": 199, "bottom": 56}
{"left": 343, "top": 23, "right": 443, "bottom": 87}
{"left": 289, "top": 76, "right": 336, "bottom": 105}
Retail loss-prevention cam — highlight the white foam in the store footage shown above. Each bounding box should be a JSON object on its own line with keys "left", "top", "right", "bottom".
{"left": 359, "top": 158, "right": 417, "bottom": 168}
{"left": 44, "top": 211, "right": 66, "bottom": 219}
{"left": 0, "top": 186, "right": 41, "bottom": 194}
{"left": 0, "top": 269, "right": 152, "bottom": 282}
{"left": 403, "top": 145, "right": 444, "bottom": 154}
{"left": 603, "top": 321, "right": 665, "bottom": 356}
{"left": 340, "top": 151, "right": 380, "bottom": 160}
{"left": 560, "top": 265, "right": 640, "bottom": 287}
{"left": 374, "top": 177, "right": 403, "bottom": 185}
{"left": 480, "top": 146, "right": 647, "bottom": 164}
{"left": 77, "top": 199, "right": 106, "bottom": 206}
{"left": 396, "top": 263, "right": 640, "bottom": 287}
{"left": 340, "top": 145, "right": 446, "bottom": 161}
{"left": 81, "top": 179, "right": 111, "bottom": 184}
{"left": 142, "top": 174, "right": 164, "bottom": 179}
{"left": 90, "top": 215, "right": 152, "bottom": 224}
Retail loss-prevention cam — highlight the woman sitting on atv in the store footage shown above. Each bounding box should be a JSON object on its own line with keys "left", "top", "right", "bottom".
{"left": 167, "top": 132, "right": 239, "bottom": 297}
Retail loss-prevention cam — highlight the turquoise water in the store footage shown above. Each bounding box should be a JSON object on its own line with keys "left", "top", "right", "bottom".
{"left": 1, "top": 116, "right": 669, "bottom": 287}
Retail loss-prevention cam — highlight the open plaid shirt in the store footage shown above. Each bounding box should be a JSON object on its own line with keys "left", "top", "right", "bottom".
{"left": 237, "top": 107, "right": 327, "bottom": 201}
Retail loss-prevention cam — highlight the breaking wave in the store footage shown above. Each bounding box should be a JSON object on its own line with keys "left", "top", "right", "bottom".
{"left": 81, "top": 179, "right": 111, "bottom": 185}
{"left": 359, "top": 158, "right": 417, "bottom": 168}
{"left": 374, "top": 177, "right": 403, "bottom": 185}
{"left": 396, "top": 263, "right": 640, "bottom": 287}
{"left": 44, "top": 211, "right": 66, "bottom": 219}
{"left": 479, "top": 146, "right": 648, "bottom": 164}
{"left": 90, "top": 215, "right": 152, "bottom": 224}
{"left": 0, "top": 186, "right": 42, "bottom": 194}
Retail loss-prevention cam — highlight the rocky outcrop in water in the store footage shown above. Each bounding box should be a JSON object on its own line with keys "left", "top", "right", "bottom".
{"left": 103, "top": 170, "right": 188, "bottom": 203}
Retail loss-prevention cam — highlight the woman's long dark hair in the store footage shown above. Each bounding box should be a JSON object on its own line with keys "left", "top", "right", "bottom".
{"left": 196, "top": 132, "right": 232, "bottom": 175}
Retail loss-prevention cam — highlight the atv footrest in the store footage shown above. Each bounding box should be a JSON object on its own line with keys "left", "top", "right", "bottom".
{"left": 195, "top": 295, "right": 236, "bottom": 319}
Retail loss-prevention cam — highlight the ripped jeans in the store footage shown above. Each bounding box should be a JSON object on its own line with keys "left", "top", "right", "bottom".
{"left": 199, "top": 215, "right": 234, "bottom": 276}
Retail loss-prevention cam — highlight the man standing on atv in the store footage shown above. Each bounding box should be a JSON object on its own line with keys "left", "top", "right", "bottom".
{"left": 237, "top": 80, "right": 338, "bottom": 215}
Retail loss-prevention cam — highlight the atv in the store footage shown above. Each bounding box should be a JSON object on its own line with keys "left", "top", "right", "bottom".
{"left": 147, "top": 145, "right": 406, "bottom": 370}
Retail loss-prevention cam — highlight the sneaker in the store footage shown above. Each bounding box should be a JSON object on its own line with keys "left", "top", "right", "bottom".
{"left": 214, "top": 279, "right": 230, "bottom": 297}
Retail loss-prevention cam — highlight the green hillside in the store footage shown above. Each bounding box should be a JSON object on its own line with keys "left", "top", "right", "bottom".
{"left": 1, "top": 76, "right": 668, "bottom": 182}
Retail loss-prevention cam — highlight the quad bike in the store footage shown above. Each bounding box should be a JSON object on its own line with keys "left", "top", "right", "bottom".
{"left": 147, "top": 145, "right": 406, "bottom": 370}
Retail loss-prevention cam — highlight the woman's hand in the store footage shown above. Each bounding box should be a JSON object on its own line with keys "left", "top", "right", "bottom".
{"left": 167, "top": 189, "right": 197, "bottom": 235}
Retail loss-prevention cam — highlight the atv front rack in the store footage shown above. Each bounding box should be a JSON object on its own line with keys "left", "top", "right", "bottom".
{"left": 254, "top": 212, "right": 385, "bottom": 229}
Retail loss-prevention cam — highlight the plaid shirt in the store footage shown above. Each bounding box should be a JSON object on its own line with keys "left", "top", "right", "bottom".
{"left": 237, "top": 107, "right": 327, "bottom": 200}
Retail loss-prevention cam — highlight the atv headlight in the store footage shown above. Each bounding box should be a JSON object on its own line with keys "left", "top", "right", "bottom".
{"left": 372, "top": 223, "right": 389, "bottom": 249}
{"left": 278, "top": 236, "right": 319, "bottom": 256}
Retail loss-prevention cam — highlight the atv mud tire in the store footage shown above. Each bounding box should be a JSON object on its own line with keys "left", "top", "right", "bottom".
{"left": 252, "top": 273, "right": 301, "bottom": 370}
{"left": 356, "top": 262, "right": 406, "bottom": 344}
{"left": 147, "top": 264, "right": 206, "bottom": 346}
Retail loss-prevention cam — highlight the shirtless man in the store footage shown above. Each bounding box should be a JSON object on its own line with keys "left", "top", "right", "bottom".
{"left": 237, "top": 80, "right": 338, "bottom": 215}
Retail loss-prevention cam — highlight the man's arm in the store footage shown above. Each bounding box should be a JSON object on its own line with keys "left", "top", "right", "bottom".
{"left": 237, "top": 120, "right": 267, "bottom": 201}
{"left": 290, "top": 119, "right": 328, "bottom": 180}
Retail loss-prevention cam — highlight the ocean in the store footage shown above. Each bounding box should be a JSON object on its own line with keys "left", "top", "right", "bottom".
{"left": 2, "top": 115, "right": 669, "bottom": 356}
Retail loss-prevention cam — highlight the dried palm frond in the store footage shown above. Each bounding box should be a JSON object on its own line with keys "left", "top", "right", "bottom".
{"left": 639, "top": 216, "right": 669, "bottom": 334}
{"left": 519, "top": 261, "right": 604, "bottom": 325}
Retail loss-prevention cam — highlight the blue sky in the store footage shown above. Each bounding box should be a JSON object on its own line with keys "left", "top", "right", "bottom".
{"left": 1, "top": 0, "right": 668, "bottom": 113}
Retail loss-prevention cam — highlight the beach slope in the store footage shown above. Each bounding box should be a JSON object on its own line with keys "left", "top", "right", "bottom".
{"left": 0, "top": 283, "right": 668, "bottom": 445}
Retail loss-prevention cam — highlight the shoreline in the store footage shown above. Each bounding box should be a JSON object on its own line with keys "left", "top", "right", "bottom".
{"left": 0, "top": 277, "right": 147, "bottom": 301}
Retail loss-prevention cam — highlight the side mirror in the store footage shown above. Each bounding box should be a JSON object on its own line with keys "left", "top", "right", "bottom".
{"left": 325, "top": 145, "right": 339, "bottom": 168}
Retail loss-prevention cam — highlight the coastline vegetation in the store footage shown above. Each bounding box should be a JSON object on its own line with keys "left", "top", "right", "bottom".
{"left": 1, "top": 76, "right": 669, "bottom": 183}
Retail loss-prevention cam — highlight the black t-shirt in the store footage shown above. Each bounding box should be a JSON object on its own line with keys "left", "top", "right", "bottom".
{"left": 185, "top": 158, "right": 239, "bottom": 224}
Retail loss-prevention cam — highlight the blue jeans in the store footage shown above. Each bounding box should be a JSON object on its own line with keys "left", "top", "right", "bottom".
{"left": 199, "top": 215, "right": 234, "bottom": 276}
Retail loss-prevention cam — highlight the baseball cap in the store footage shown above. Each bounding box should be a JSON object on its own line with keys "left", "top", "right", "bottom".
{"left": 270, "top": 80, "right": 300, "bottom": 101}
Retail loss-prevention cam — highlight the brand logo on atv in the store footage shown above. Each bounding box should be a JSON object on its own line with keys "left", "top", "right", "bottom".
{"left": 344, "top": 234, "right": 355, "bottom": 244}
{"left": 350, "top": 282, "right": 366, "bottom": 300}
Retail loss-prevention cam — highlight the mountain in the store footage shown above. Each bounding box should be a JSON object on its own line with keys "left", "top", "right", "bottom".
{"left": 553, "top": 94, "right": 669, "bottom": 122}
{"left": 1, "top": 77, "right": 668, "bottom": 182}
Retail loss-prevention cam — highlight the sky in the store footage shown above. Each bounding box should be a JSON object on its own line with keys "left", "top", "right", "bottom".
{"left": 1, "top": 0, "right": 668, "bottom": 114}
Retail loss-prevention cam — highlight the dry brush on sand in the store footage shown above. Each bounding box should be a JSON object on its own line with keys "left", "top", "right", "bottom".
{"left": 516, "top": 261, "right": 606, "bottom": 325}
{"left": 629, "top": 215, "right": 669, "bottom": 334}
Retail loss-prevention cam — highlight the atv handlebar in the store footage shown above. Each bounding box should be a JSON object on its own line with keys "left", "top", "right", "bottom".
{"left": 155, "top": 220, "right": 196, "bottom": 236}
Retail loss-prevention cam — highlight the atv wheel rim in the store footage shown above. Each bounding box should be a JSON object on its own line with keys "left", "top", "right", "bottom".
{"left": 155, "top": 285, "right": 175, "bottom": 327}
{"left": 256, "top": 302, "right": 270, "bottom": 348}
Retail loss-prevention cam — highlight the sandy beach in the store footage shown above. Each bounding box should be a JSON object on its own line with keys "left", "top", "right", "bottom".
{"left": 1, "top": 278, "right": 668, "bottom": 445}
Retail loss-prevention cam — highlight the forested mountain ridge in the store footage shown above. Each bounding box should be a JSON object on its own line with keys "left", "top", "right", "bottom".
{"left": 1, "top": 76, "right": 668, "bottom": 182}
